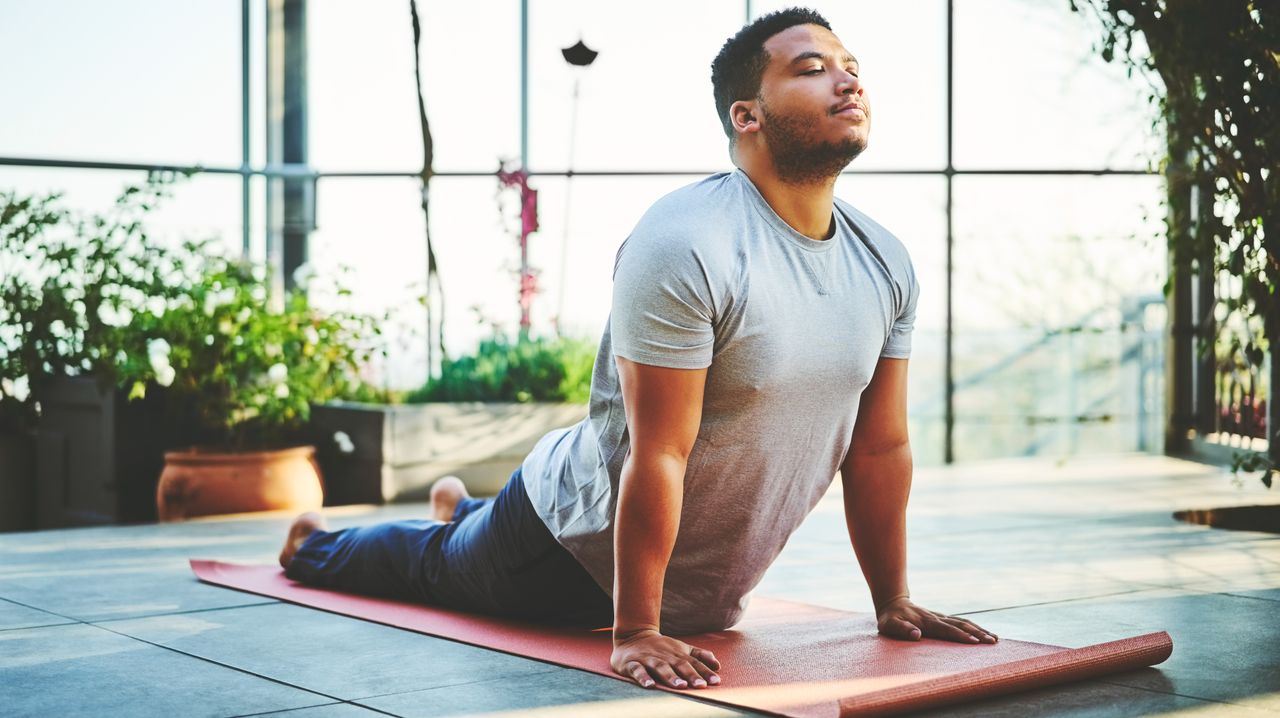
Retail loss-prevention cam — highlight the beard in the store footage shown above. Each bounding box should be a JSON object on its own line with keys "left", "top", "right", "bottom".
{"left": 759, "top": 98, "right": 867, "bottom": 185}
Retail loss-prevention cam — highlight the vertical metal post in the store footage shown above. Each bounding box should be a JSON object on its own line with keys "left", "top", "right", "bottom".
{"left": 943, "top": 0, "right": 956, "bottom": 464}
{"left": 1270, "top": 343, "right": 1279, "bottom": 466}
{"left": 1193, "top": 182, "right": 1217, "bottom": 435}
{"left": 520, "top": 0, "right": 529, "bottom": 169}
{"left": 745, "top": 0, "right": 752, "bottom": 23}
{"left": 280, "top": 0, "right": 310, "bottom": 291}
{"left": 241, "top": 0, "right": 251, "bottom": 259}
{"left": 1165, "top": 137, "right": 1195, "bottom": 455}
{"left": 265, "top": 0, "right": 282, "bottom": 305}
{"left": 266, "top": 0, "right": 311, "bottom": 300}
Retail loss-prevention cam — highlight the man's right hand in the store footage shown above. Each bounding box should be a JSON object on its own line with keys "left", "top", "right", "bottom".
{"left": 611, "top": 629, "right": 721, "bottom": 689}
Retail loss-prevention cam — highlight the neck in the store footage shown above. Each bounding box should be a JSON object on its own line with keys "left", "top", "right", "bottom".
{"left": 735, "top": 152, "right": 838, "bottom": 241}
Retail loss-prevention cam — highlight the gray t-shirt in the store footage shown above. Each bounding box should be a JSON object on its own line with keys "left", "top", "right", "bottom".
{"left": 521, "top": 169, "right": 918, "bottom": 634}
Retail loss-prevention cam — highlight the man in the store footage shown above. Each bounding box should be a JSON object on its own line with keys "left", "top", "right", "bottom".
{"left": 278, "top": 6, "right": 997, "bottom": 691}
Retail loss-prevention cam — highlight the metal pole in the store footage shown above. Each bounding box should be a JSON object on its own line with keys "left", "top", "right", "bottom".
{"left": 280, "top": 0, "right": 310, "bottom": 292}
{"left": 745, "top": 0, "right": 752, "bottom": 23}
{"left": 241, "top": 0, "right": 251, "bottom": 259}
{"left": 944, "top": 0, "right": 956, "bottom": 464}
{"left": 520, "top": 0, "right": 529, "bottom": 169}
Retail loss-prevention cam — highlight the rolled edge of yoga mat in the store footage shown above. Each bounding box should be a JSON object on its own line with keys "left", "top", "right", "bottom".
{"left": 836, "top": 630, "right": 1174, "bottom": 718}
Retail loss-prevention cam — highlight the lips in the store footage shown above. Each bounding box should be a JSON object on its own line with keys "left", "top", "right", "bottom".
{"left": 832, "top": 102, "right": 866, "bottom": 117}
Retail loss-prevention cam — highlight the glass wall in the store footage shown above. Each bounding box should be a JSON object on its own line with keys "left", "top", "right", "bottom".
{"left": 0, "top": 0, "right": 1165, "bottom": 465}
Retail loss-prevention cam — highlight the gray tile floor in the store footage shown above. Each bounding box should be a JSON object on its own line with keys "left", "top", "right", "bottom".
{"left": 3, "top": 453, "right": 1278, "bottom": 717}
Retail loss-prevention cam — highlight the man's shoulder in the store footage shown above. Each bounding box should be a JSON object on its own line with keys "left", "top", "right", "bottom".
{"left": 631, "top": 171, "right": 743, "bottom": 244}
{"left": 834, "top": 196, "right": 914, "bottom": 270}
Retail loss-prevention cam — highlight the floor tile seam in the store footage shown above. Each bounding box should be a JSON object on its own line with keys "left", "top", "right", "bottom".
{"left": 88, "top": 599, "right": 282, "bottom": 624}
{"left": 345, "top": 666, "right": 566, "bottom": 702}
{"left": 1095, "top": 675, "right": 1280, "bottom": 713}
{"left": 1080, "top": 569, "right": 1280, "bottom": 596}
{"left": 346, "top": 679, "right": 751, "bottom": 718}
{"left": 230, "top": 700, "right": 403, "bottom": 718}
{"left": 224, "top": 701, "right": 345, "bottom": 718}
{"left": 88, "top": 620, "right": 352, "bottom": 707}
{"left": 0, "top": 620, "right": 78, "bottom": 632}
{"left": 952, "top": 586, "right": 1159, "bottom": 617}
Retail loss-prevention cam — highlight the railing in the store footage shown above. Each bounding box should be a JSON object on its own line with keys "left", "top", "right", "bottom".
{"left": 911, "top": 295, "right": 1166, "bottom": 463}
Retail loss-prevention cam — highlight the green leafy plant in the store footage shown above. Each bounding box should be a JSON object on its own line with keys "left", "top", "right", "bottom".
{"left": 0, "top": 175, "right": 388, "bottom": 450}
{"left": 408, "top": 335, "right": 595, "bottom": 404}
{"left": 0, "top": 174, "right": 192, "bottom": 432}
{"left": 1070, "top": 0, "right": 1278, "bottom": 487}
{"left": 127, "top": 249, "right": 386, "bottom": 450}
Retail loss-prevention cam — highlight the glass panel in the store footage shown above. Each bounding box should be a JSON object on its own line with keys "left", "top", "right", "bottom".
{"left": 752, "top": 0, "right": 948, "bottom": 171}
{"left": 0, "top": 167, "right": 244, "bottom": 257}
{"left": 308, "top": 177, "right": 429, "bottom": 390}
{"left": 952, "top": 175, "right": 1166, "bottom": 461}
{"left": 310, "top": 0, "right": 520, "bottom": 172}
{"left": 0, "top": 2, "right": 241, "bottom": 166}
{"left": 833, "top": 175, "right": 947, "bottom": 464}
{"left": 954, "top": 0, "right": 1163, "bottom": 170}
{"left": 527, "top": 0, "right": 743, "bottom": 172}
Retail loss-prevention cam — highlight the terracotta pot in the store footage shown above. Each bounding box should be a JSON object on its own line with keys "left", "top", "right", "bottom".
{"left": 157, "top": 445, "right": 324, "bottom": 521}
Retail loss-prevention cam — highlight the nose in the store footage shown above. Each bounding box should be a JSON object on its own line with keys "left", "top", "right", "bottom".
{"left": 835, "top": 70, "right": 863, "bottom": 97}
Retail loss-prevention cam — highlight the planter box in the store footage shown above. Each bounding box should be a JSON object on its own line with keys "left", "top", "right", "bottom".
{"left": 36, "top": 376, "right": 203, "bottom": 528}
{"left": 0, "top": 430, "right": 36, "bottom": 532}
{"left": 309, "top": 401, "right": 588, "bottom": 504}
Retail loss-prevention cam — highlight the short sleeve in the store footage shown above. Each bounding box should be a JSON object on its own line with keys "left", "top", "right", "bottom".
{"left": 880, "top": 256, "right": 919, "bottom": 359}
{"left": 609, "top": 235, "right": 716, "bottom": 369}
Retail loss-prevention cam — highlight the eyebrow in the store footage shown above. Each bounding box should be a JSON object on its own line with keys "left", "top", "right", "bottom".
{"left": 789, "top": 50, "right": 859, "bottom": 67}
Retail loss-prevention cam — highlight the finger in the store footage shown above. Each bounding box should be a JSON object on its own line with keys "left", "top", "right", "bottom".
{"left": 690, "top": 647, "right": 721, "bottom": 671}
{"left": 645, "top": 660, "right": 688, "bottom": 689}
{"left": 673, "top": 660, "right": 708, "bottom": 688}
{"left": 881, "top": 616, "right": 922, "bottom": 641}
{"left": 625, "top": 661, "right": 655, "bottom": 688}
{"left": 927, "top": 616, "right": 981, "bottom": 643}
{"left": 949, "top": 617, "right": 998, "bottom": 643}
{"left": 688, "top": 651, "right": 722, "bottom": 685}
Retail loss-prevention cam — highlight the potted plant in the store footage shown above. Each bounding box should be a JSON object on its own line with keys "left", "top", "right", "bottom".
{"left": 0, "top": 177, "right": 201, "bottom": 529}
{"left": 309, "top": 333, "right": 593, "bottom": 501}
{"left": 135, "top": 252, "right": 382, "bottom": 521}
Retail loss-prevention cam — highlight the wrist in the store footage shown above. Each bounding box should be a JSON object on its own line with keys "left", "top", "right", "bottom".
{"left": 874, "top": 592, "right": 911, "bottom": 613}
{"left": 612, "top": 625, "right": 660, "bottom": 645}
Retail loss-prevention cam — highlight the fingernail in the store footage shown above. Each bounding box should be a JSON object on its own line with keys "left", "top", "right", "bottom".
{"left": 674, "top": 680, "right": 687, "bottom": 688}
{"left": 642, "top": 680, "right": 654, "bottom": 688}
{"left": 709, "top": 675, "right": 721, "bottom": 685}
{"left": 693, "top": 679, "right": 706, "bottom": 688}
{"left": 969, "top": 635, "right": 979, "bottom": 642}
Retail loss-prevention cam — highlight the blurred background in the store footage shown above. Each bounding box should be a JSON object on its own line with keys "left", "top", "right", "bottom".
{"left": 0, "top": 0, "right": 1213, "bottom": 469}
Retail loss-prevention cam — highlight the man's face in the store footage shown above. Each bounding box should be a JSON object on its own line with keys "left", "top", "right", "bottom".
{"left": 754, "top": 24, "right": 870, "bottom": 182}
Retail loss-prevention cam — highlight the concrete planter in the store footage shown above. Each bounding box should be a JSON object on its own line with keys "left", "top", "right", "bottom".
{"left": 0, "top": 429, "right": 36, "bottom": 532}
{"left": 35, "top": 376, "right": 205, "bottom": 528}
{"left": 309, "top": 401, "right": 587, "bottom": 503}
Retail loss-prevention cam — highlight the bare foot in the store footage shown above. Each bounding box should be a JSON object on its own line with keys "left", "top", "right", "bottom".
{"left": 430, "top": 476, "right": 470, "bottom": 522}
{"left": 278, "top": 511, "right": 327, "bottom": 570}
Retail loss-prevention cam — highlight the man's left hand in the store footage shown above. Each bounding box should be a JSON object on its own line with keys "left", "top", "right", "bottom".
{"left": 876, "top": 597, "right": 998, "bottom": 644}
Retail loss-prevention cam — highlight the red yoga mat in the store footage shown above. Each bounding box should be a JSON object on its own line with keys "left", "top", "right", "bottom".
{"left": 191, "top": 560, "right": 1171, "bottom": 718}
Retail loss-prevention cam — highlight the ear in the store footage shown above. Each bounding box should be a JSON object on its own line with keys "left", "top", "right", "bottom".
{"left": 730, "top": 99, "right": 761, "bottom": 137}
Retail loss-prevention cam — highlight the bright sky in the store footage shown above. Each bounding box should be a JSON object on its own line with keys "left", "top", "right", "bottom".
{"left": 0, "top": 0, "right": 1165, "bottom": 405}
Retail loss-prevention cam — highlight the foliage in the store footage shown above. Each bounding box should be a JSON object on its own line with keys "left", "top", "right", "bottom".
{"left": 0, "top": 174, "right": 191, "bottom": 432}
{"left": 127, "top": 250, "right": 385, "bottom": 450}
{"left": 1070, "top": 0, "right": 1278, "bottom": 486}
{"left": 408, "top": 335, "right": 595, "bottom": 404}
{"left": 0, "top": 175, "right": 387, "bottom": 449}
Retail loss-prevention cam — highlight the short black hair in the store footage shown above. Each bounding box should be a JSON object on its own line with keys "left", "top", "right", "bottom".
{"left": 710, "top": 7, "right": 832, "bottom": 142}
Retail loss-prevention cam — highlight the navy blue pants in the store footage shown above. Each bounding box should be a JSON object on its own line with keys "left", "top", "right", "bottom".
{"left": 285, "top": 468, "right": 612, "bottom": 626}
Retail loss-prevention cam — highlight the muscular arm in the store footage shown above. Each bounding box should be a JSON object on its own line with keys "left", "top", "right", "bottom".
{"left": 610, "top": 357, "right": 721, "bottom": 688}
{"left": 841, "top": 357, "right": 996, "bottom": 644}
{"left": 840, "top": 357, "right": 913, "bottom": 611}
